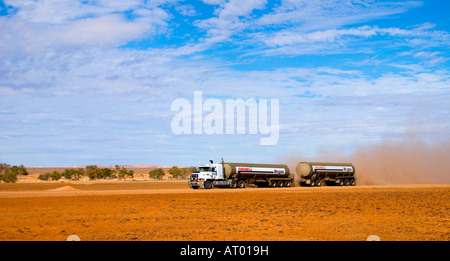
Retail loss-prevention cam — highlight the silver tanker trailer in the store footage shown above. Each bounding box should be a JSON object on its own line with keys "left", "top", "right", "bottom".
{"left": 188, "top": 159, "right": 293, "bottom": 189}
{"left": 296, "top": 162, "right": 356, "bottom": 187}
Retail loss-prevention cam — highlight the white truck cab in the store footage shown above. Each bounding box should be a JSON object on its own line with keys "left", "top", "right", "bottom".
{"left": 188, "top": 161, "right": 225, "bottom": 189}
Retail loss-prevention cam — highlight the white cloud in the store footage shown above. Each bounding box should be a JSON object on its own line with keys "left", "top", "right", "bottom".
{"left": 58, "top": 14, "right": 151, "bottom": 46}
{"left": 4, "top": 0, "right": 143, "bottom": 24}
{"left": 218, "top": 0, "right": 267, "bottom": 18}
{"left": 201, "top": 0, "right": 225, "bottom": 5}
{"left": 175, "top": 4, "right": 198, "bottom": 16}
{"left": 427, "top": 57, "right": 448, "bottom": 66}
{"left": 414, "top": 51, "right": 440, "bottom": 58}
{"left": 0, "top": 1, "right": 172, "bottom": 56}
{"left": 263, "top": 26, "right": 379, "bottom": 47}
{"left": 195, "top": 0, "right": 267, "bottom": 44}
{"left": 256, "top": 0, "right": 422, "bottom": 30}
{"left": 252, "top": 22, "right": 450, "bottom": 57}
{"left": 0, "top": 15, "right": 152, "bottom": 57}
{"left": 190, "top": 0, "right": 434, "bottom": 58}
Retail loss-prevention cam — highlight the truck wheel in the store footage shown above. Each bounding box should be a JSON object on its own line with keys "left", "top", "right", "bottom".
{"left": 315, "top": 179, "right": 322, "bottom": 187}
{"left": 337, "top": 179, "right": 344, "bottom": 186}
{"left": 204, "top": 180, "right": 212, "bottom": 189}
{"left": 237, "top": 180, "right": 246, "bottom": 188}
{"left": 350, "top": 179, "right": 356, "bottom": 186}
{"left": 231, "top": 180, "right": 237, "bottom": 188}
{"left": 310, "top": 180, "right": 315, "bottom": 187}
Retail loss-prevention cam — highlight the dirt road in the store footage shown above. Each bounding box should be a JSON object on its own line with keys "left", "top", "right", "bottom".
{"left": 0, "top": 181, "right": 448, "bottom": 241}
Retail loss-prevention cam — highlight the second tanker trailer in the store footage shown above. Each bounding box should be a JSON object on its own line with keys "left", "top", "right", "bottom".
{"left": 296, "top": 162, "right": 356, "bottom": 187}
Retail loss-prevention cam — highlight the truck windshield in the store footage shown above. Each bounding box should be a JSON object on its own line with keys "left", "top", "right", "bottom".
{"left": 199, "top": 167, "right": 215, "bottom": 172}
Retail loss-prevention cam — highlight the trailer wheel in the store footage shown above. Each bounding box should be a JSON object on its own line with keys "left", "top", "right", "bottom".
{"left": 231, "top": 180, "right": 237, "bottom": 188}
{"left": 344, "top": 179, "right": 350, "bottom": 186}
{"left": 270, "top": 181, "right": 277, "bottom": 187}
{"left": 237, "top": 180, "right": 246, "bottom": 188}
{"left": 315, "top": 179, "right": 322, "bottom": 187}
{"left": 204, "top": 180, "right": 212, "bottom": 189}
{"left": 283, "top": 181, "right": 291, "bottom": 187}
{"left": 350, "top": 179, "right": 356, "bottom": 186}
{"left": 337, "top": 179, "right": 344, "bottom": 186}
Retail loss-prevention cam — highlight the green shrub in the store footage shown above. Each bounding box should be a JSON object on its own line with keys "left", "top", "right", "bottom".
{"left": 149, "top": 168, "right": 165, "bottom": 180}
{"left": 38, "top": 173, "right": 51, "bottom": 181}
{"left": 168, "top": 166, "right": 181, "bottom": 179}
{"left": 51, "top": 170, "right": 62, "bottom": 181}
{"left": 62, "top": 168, "right": 85, "bottom": 180}
{"left": 180, "top": 167, "right": 197, "bottom": 179}
{"left": 1, "top": 170, "right": 17, "bottom": 183}
{"left": 115, "top": 165, "right": 134, "bottom": 179}
{"left": 169, "top": 166, "right": 197, "bottom": 179}
{"left": 0, "top": 163, "right": 17, "bottom": 183}
{"left": 86, "top": 165, "right": 102, "bottom": 180}
{"left": 11, "top": 165, "right": 29, "bottom": 176}
{"left": 100, "top": 168, "right": 114, "bottom": 179}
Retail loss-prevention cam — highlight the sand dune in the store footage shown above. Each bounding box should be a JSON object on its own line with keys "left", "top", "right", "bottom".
{"left": 47, "top": 186, "right": 80, "bottom": 192}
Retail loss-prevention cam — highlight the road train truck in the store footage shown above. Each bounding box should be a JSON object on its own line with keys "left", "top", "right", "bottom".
{"left": 188, "top": 159, "right": 293, "bottom": 189}
{"left": 296, "top": 162, "right": 356, "bottom": 187}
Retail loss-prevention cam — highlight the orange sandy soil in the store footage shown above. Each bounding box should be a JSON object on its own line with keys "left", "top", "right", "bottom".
{"left": 0, "top": 181, "right": 448, "bottom": 241}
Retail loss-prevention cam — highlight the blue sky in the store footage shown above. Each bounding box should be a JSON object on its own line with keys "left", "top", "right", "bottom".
{"left": 0, "top": 0, "right": 449, "bottom": 167}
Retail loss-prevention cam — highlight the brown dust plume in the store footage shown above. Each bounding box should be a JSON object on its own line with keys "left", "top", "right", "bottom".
{"left": 349, "top": 137, "right": 450, "bottom": 185}
{"left": 284, "top": 137, "right": 450, "bottom": 185}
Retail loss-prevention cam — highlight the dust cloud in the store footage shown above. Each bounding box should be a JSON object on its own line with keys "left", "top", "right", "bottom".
{"left": 349, "top": 137, "right": 450, "bottom": 185}
{"left": 284, "top": 137, "right": 450, "bottom": 185}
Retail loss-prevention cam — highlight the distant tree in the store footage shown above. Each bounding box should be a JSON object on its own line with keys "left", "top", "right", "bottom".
{"left": 100, "top": 168, "right": 113, "bottom": 179}
{"left": 0, "top": 163, "right": 11, "bottom": 176}
{"left": 37, "top": 171, "right": 61, "bottom": 181}
{"left": 11, "top": 165, "right": 29, "bottom": 176}
{"left": 51, "top": 170, "right": 62, "bottom": 181}
{"left": 128, "top": 169, "right": 134, "bottom": 179}
{"left": 180, "top": 167, "right": 197, "bottom": 179}
{"left": 62, "top": 169, "right": 74, "bottom": 180}
{"left": 115, "top": 165, "right": 123, "bottom": 178}
{"left": 73, "top": 168, "right": 85, "bottom": 180}
{"left": 149, "top": 168, "right": 165, "bottom": 180}
{"left": 62, "top": 168, "right": 84, "bottom": 181}
{"left": 86, "top": 165, "right": 101, "bottom": 180}
{"left": 116, "top": 165, "right": 134, "bottom": 179}
{"left": 0, "top": 163, "right": 17, "bottom": 183}
{"left": 38, "top": 173, "right": 51, "bottom": 181}
{"left": 117, "top": 167, "right": 126, "bottom": 179}
{"left": 169, "top": 166, "right": 182, "bottom": 179}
